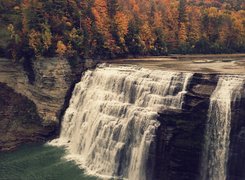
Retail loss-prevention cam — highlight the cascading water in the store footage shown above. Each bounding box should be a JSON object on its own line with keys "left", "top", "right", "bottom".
{"left": 201, "top": 76, "right": 244, "bottom": 180}
{"left": 50, "top": 64, "right": 192, "bottom": 180}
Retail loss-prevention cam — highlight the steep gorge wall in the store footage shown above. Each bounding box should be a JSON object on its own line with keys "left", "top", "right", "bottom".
{"left": 0, "top": 57, "right": 96, "bottom": 151}
{"left": 0, "top": 83, "right": 56, "bottom": 151}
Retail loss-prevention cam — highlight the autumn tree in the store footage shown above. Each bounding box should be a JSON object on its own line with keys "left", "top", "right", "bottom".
{"left": 2, "top": 0, "right": 244, "bottom": 60}
{"left": 163, "top": 0, "right": 179, "bottom": 51}
{"left": 186, "top": 6, "right": 201, "bottom": 47}
{"left": 91, "top": 0, "right": 116, "bottom": 57}
{"left": 125, "top": 19, "right": 144, "bottom": 56}
{"left": 177, "top": 0, "right": 189, "bottom": 53}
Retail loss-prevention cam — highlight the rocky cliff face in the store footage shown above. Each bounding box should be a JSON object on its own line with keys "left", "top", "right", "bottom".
{"left": 0, "top": 83, "right": 56, "bottom": 151}
{"left": 149, "top": 73, "right": 217, "bottom": 180}
{"left": 150, "top": 74, "right": 245, "bottom": 180}
{"left": 0, "top": 58, "right": 73, "bottom": 122}
{"left": 227, "top": 84, "right": 245, "bottom": 180}
{"left": 0, "top": 57, "right": 96, "bottom": 151}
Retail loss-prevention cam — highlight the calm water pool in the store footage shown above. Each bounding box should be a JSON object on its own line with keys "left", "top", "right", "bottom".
{"left": 0, "top": 144, "right": 97, "bottom": 180}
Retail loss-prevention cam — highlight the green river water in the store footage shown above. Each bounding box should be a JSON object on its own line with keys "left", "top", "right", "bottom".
{"left": 0, "top": 144, "right": 97, "bottom": 180}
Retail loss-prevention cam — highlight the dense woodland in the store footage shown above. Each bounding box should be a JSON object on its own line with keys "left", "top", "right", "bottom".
{"left": 0, "top": 0, "right": 244, "bottom": 61}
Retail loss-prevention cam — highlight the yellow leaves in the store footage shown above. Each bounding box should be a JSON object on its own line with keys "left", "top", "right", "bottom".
{"left": 205, "top": 7, "right": 221, "bottom": 18}
{"left": 140, "top": 23, "right": 152, "bottom": 42}
{"left": 162, "top": 2, "right": 179, "bottom": 46}
{"left": 132, "top": 4, "right": 139, "bottom": 13}
{"left": 7, "top": 24, "right": 20, "bottom": 45}
{"left": 114, "top": 12, "right": 129, "bottom": 47}
{"left": 231, "top": 11, "right": 244, "bottom": 33}
{"left": 29, "top": 29, "right": 42, "bottom": 56}
{"left": 218, "top": 23, "right": 229, "bottom": 44}
{"left": 69, "top": 28, "right": 79, "bottom": 39}
{"left": 56, "top": 41, "right": 67, "bottom": 56}
{"left": 178, "top": 23, "right": 187, "bottom": 44}
{"left": 42, "top": 24, "right": 52, "bottom": 50}
{"left": 92, "top": 0, "right": 110, "bottom": 37}
{"left": 229, "top": 11, "right": 245, "bottom": 45}
{"left": 67, "top": 28, "right": 84, "bottom": 49}
{"left": 43, "top": 33, "right": 52, "bottom": 50}
{"left": 115, "top": 12, "right": 129, "bottom": 37}
{"left": 129, "top": 0, "right": 139, "bottom": 13}
{"left": 186, "top": 6, "right": 201, "bottom": 44}
{"left": 7, "top": 24, "right": 15, "bottom": 38}
{"left": 153, "top": 12, "right": 162, "bottom": 29}
{"left": 28, "top": 24, "right": 52, "bottom": 55}
{"left": 92, "top": 0, "right": 120, "bottom": 51}
{"left": 4, "top": 0, "right": 245, "bottom": 58}
{"left": 139, "top": 22, "right": 154, "bottom": 50}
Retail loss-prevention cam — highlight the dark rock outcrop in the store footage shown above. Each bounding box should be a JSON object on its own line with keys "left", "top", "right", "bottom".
{"left": 151, "top": 73, "right": 218, "bottom": 180}
{"left": 150, "top": 73, "right": 245, "bottom": 180}
{"left": 227, "top": 84, "right": 245, "bottom": 180}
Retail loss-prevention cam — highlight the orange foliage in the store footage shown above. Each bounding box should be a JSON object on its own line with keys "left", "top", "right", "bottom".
{"left": 92, "top": 0, "right": 114, "bottom": 48}
{"left": 186, "top": 6, "right": 201, "bottom": 44}
{"left": 140, "top": 22, "right": 154, "bottom": 50}
{"left": 6, "top": 0, "right": 245, "bottom": 59}
{"left": 56, "top": 41, "right": 67, "bottom": 56}
{"left": 115, "top": 12, "right": 129, "bottom": 42}
{"left": 163, "top": 1, "right": 179, "bottom": 47}
{"left": 29, "top": 29, "right": 42, "bottom": 55}
{"left": 178, "top": 22, "right": 188, "bottom": 44}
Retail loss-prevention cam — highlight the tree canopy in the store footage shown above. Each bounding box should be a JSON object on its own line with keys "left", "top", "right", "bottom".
{"left": 0, "top": 0, "right": 244, "bottom": 60}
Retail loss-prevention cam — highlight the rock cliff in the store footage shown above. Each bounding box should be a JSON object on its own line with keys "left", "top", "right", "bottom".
{"left": 151, "top": 73, "right": 245, "bottom": 180}
{"left": 150, "top": 73, "right": 216, "bottom": 180}
{"left": 0, "top": 83, "right": 56, "bottom": 151}
{"left": 0, "top": 57, "right": 96, "bottom": 151}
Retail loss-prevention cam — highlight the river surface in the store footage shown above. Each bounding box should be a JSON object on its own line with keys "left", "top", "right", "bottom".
{"left": 0, "top": 144, "right": 97, "bottom": 180}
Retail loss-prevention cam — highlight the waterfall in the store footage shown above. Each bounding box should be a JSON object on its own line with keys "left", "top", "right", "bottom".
{"left": 50, "top": 64, "right": 192, "bottom": 180}
{"left": 201, "top": 76, "right": 244, "bottom": 180}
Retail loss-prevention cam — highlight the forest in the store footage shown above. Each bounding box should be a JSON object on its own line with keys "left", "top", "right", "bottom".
{"left": 0, "top": 0, "right": 244, "bottom": 61}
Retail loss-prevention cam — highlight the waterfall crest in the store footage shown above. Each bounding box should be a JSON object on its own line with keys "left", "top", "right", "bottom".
{"left": 50, "top": 64, "right": 192, "bottom": 180}
{"left": 201, "top": 76, "right": 244, "bottom": 180}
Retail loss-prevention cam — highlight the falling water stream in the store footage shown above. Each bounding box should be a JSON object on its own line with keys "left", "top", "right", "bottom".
{"left": 201, "top": 76, "right": 244, "bottom": 180}
{"left": 50, "top": 64, "right": 192, "bottom": 180}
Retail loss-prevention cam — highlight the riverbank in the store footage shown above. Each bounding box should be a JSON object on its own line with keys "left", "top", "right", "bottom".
{"left": 102, "top": 54, "right": 245, "bottom": 74}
